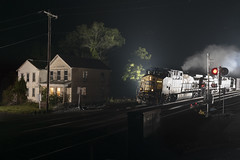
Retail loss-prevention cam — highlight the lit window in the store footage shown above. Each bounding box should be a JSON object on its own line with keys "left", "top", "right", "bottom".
{"left": 32, "top": 88, "right": 35, "bottom": 97}
{"left": 32, "top": 73, "right": 36, "bottom": 82}
{"left": 57, "top": 71, "right": 61, "bottom": 80}
{"left": 57, "top": 88, "right": 61, "bottom": 96}
{"left": 50, "top": 88, "right": 54, "bottom": 95}
{"left": 27, "top": 73, "right": 29, "bottom": 82}
{"left": 64, "top": 70, "right": 68, "bottom": 81}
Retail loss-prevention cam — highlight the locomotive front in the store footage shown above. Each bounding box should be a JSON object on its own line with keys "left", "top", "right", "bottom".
{"left": 137, "top": 68, "right": 168, "bottom": 104}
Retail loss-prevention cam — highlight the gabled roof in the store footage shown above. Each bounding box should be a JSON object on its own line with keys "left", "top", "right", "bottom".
{"left": 52, "top": 54, "right": 111, "bottom": 70}
{"left": 17, "top": 60, "right": 46, "bottom": 71}
{"left": 28, "top": 60, "right": 46, "bottom": 70}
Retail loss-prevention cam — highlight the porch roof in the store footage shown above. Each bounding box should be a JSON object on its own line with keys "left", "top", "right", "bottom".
{"left": 40, "top": 81, "right": 71, "bottom": 87}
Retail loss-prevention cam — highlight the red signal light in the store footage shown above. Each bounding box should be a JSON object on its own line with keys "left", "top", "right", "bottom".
{"left": 211, "top": 68, "right": 218, "bottom": 75}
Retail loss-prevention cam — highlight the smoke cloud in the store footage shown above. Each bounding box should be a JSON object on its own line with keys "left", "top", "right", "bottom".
{"left": 181, "top": 45, "right": 240, "bottom": 76}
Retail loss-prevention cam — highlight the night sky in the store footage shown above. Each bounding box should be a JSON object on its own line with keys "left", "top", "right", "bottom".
{"left": 1, "top": 0, "right": 240, "bottom": 97}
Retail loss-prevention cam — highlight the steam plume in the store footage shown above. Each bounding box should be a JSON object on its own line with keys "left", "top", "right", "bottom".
{"left": 181, "top": 45, "right": 240, "bottom": 76}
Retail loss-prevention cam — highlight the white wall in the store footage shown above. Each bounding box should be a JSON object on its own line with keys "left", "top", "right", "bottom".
{"left": 18, "top": 61, "right": 45, "bottom": 102}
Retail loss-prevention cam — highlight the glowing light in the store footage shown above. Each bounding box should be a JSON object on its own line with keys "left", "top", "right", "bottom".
{"left": 150, "top": 76, "right": 152, "bottom": 80}
{"left": 57, "top": 88, "right": 61, "bottom": 96}
{"left": 211, "top": 68, "right": 218, "bottom": 75}
{"left": 151, "top": 89, "right": 154, "bottom": 92}
{"left": 50, "top": 88, "right": 54, "bottom": 95}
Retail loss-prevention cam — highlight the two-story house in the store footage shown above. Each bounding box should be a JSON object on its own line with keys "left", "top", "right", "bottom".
{"left": 17, "top": 60, "right": 47, "bottom": 102}
{"left": 41, "top": 54, "right": 111, "bottom": 104}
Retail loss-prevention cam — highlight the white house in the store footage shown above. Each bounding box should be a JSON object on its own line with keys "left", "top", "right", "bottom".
{"left": 17, "top": 54, "right": 111, "bottom": 104}
{"left": 17, "top": 60, "right": 47, "bottom": 102}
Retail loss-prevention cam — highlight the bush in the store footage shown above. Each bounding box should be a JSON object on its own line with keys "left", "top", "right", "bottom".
{"left": 1, "top": 77, "right": 27, "bottom": 105}
{"left": 2, "top": 85, "right": 14, "bottom": 105}
{"left": 40, "top": 87, "right": 63, "bottom": 106}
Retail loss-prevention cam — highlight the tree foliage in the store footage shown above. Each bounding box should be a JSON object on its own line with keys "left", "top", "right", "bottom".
{"left": 2, "top": 77, "right": 27, "bottom": 105}
{"left": 59, "top": 22, "right": 125, "bottom": 63}
{"left": 122, "top": 47, "right": 152, "bottom": 82}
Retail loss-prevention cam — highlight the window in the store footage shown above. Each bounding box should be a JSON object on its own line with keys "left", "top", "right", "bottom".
{"left": 100, "top": 72, "right": 105, "bottom": 82}
{"left": 50, "top": 88, "right": 54, "bottom": 95}
{"left": 32, "top": 73, "right": 36, "bottom": 82}
{"left": 50, "top": 71, "right": 53, "bottom": 80}
{"left": 26, "top": 88, "right": 29, "bottom": 97}
{"left": 32, "top": 88, "right": 35, "bottom": 97}
{"left": 57, "top": 88, "right": 61, "bottom": 96}
{"left": 83, "top": 71, "right": 88, "bottom": 81}
{"left": 21, "top": 73, "right": 24, "bottom": 80}
{"left": 27, "top": 73, "right": 29, "bottom": 82}
{"left": 57, "top": 71, "right": 61, "bottom": 80}
{"left": 64, "top": 70, "right": 68, "bottom": 81}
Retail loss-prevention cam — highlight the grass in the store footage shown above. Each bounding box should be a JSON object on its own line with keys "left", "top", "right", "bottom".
{"left": 0, "top": 103, "right": 47, "bottom": 114}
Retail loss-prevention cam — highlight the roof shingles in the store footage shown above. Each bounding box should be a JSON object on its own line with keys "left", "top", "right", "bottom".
{"left": 58, "top": 54, "right": 110, "bottom": 70}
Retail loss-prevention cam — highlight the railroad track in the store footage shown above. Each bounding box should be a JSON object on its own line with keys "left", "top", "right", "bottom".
{"left": 1, "top": 90, "right": 240, "bottom": 159}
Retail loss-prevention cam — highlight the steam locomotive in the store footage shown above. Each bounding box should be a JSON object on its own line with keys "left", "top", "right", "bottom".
{"left": 136, "top": 68, "right": 236, "bottom": 104}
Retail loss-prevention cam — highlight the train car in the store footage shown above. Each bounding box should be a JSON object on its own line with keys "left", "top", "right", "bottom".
{"left": 137, "top": 68, "right": 236, "bottom": 104}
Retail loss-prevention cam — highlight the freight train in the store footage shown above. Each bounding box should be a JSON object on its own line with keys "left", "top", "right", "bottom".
{"left": 136, "top": 68, "right": 236, "bottom": 104}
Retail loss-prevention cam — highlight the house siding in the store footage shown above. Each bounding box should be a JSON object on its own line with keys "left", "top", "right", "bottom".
{"left": 19, "top": 55, "right": 111, "bottom": 105}
{"left": 71, "top": 67, "right": 111, "bottom": 104}
{"left": 17, "top": 61, "right": 47, "bottom": 102}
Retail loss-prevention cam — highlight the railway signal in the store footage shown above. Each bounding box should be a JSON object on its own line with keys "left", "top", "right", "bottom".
{"left": 211, "top": 67, "right": 228, "bottom": 76}
{"left": 211, "top": 68, "right": 218, "bottom": 75}
{"left": 220, "top": 67, "right": 229, "bottom": 76}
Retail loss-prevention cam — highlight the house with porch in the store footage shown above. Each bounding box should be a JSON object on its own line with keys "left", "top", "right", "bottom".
{"left": 41, "top": 54, "right": 111, "bottom": 104}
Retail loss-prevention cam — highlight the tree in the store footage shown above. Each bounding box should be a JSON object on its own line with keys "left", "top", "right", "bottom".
{"left": 1, "top": 77, "right": 27, "bottom": 105}
{"left": 122, "top": 47, "right": 152, "bottom": 82}
{"left": 59, "top": 22, "right": 125, "bottom": 63}
{"left": 12, "top": 77, "right": 27, "bottom": 104}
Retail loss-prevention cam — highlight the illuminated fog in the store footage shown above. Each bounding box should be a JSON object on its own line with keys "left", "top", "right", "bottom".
{"left": 182, "top": 45, "right": 240, "bottom": 76}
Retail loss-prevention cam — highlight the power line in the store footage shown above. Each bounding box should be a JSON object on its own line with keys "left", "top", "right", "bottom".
{"left": 0, "top": 11, "right": 40, "bottom": 24}
{"left": 0, "top": 33, "right": 47, "bottom": 49}
{"left": 0, "top": 18, "right": 46, "bottom": 32}
{"left": 52, "top": 0, "right": 150, "bottom": 11}
{"left": 57, "top": 2, "right": 185, "bottom": 17}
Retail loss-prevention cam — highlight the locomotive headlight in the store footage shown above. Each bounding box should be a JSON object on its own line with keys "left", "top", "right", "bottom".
{"left": 151, "top": 89, "right": 154, "bottom": 92}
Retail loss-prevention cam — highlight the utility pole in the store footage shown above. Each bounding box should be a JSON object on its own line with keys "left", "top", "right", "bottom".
{"left": 206, "top": 53, "right": 210, "bottom": 117}
{"left": 43, "top": 10, "right": 57, "bottom": 112}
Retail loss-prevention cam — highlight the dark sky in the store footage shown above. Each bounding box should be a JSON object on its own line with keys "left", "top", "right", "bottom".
{"left": 1, "top": 0, "right": 240, "bottom": 96}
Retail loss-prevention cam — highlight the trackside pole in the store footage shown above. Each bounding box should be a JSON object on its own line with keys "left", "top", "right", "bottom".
{"left": 78, "top": 92, "right": 81, "bottom": 109}
{"left": 206, "top": 53, "right": 210, "bottom": 117}
{"left": 222, "top": 88, "right": 225, "bottom": 114}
